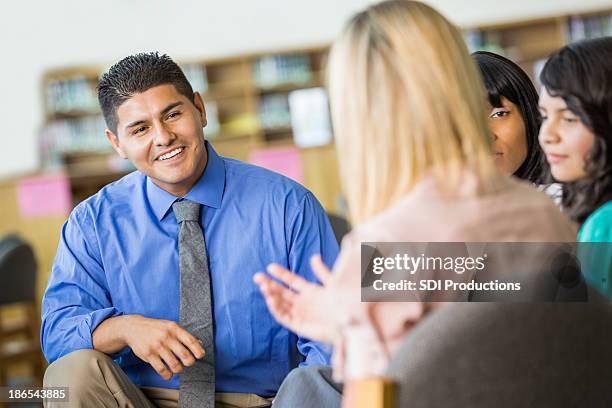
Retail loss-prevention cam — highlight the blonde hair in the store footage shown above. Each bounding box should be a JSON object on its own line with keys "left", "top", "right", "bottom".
{"left": 328, "top": 0, "right": 497, "bottom": 225}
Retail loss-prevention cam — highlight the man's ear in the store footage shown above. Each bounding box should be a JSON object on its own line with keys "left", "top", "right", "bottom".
{"left": 105, "top": 129, "right": 128, "bottom": 159}
{"left": 193, "top": 92, "right": 208, "bottom": 128}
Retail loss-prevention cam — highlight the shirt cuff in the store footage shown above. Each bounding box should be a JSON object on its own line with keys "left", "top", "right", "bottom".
{"left": 81, "top": 307, "right": 123, "bottom": 350}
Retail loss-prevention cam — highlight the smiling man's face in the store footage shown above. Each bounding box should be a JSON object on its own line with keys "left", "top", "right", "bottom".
{"left": 106, "top": 84, "right": 208, "bottom": 197}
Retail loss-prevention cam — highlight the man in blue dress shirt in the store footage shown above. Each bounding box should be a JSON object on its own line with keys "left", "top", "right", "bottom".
{"left": 41, "top": 52, "right": 339, "bottom": 408}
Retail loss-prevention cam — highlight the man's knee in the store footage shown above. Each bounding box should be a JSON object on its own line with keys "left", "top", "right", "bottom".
{"left": 44, "top": 349, "right": 113, "bottom": 389}
{"left": 274, "top": 365, "right": 342, "bottom": 408}
{"left": 285, "top": 365, "right": 325, "bottom": 385}
{"left": 285, "top": 365, "right": 336, "bottom": 388}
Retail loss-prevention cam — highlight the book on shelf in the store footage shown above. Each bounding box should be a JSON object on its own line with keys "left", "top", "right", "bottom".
{"left": 182, "top": 64, "right": 208, "bottom": 94}
{"left": 259, "top": 93, "right": 291, "bottom": 130}
{"left": 253, "top": 54, "right": 313, "bottom": 88}
{"left": 288, "top": 87, "right": 332, "bottom": 148}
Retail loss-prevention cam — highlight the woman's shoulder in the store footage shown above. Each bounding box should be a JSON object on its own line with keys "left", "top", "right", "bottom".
{"left": 578, "top": 201, "right": 612, "bottom": 242}
{"left": 536, "top": 183, "right": 562, "bottom": 206}
{"left": 494, "top": 177, "right": 577, "bottom": 238}
{"left": 500, "top": 177, "right": 563, "bottom": 214}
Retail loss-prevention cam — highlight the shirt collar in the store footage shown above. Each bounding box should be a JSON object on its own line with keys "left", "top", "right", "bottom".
{"left": 146, "top": 141, "right": 225, "bottom": 221}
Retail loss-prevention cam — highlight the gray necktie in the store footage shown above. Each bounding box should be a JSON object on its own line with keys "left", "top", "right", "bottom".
{"left": 173, "top": 200, "right": 215, "bottom": 408}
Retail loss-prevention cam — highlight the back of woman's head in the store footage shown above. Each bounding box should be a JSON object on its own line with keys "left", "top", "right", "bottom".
{"left": 473, "top": 51, "right": 549, "bottom": 185}
{"left": 328, "top": 0, "right": 496, "bottom": 225}
{"left": 540, "top": 37, "right": 612, "bottom": 223}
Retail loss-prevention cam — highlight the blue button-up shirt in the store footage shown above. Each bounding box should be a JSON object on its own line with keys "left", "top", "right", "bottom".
{"left": 41, "top": 142, "right": 339, "bottom": 395}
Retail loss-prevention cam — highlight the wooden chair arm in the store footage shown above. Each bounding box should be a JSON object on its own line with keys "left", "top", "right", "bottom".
{"left": 342, "top": 377, "right": 397, "bottom": 408}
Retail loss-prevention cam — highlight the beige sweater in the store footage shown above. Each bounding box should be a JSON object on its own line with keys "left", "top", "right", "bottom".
{"left": 329, "top": 174, "right": 577, "bottom": 381}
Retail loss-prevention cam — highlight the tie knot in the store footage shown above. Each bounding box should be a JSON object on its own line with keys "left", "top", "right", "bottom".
{"left": 172, "top": 200, "right": 201, "bottom": 223}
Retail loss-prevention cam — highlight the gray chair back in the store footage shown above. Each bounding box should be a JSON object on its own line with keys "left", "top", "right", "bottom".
{"left": 0, "top": 234, "right": 37, "bottom": 305}
{"left": 386, "top": 303, "right": 612, "bottom": 407}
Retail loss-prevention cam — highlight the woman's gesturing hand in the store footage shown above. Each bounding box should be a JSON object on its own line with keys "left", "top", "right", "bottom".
{"left": 253, "top": 255, "right": 338, "bottom": 343}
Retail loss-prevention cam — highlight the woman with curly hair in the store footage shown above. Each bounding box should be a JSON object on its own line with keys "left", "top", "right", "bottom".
{"left": 539, "top": 36, "right": 612, "bottom": 296}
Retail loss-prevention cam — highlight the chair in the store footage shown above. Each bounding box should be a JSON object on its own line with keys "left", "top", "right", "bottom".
{"left": 350, "top": 303, "right": 612, "bottom": 407}
{"left": 326, "top": 212, "right": 350, "bottom": 245}
{"left": 0, "top": 234, "right": 44, "bottom": 388}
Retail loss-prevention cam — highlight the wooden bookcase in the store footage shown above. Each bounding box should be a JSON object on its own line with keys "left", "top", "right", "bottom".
{"left": 38, "top": 7, "right": 611, "bottom": 213}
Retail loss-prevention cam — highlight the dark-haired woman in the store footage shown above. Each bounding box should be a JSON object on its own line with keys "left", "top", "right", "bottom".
{"left": 539, "top": 37, "right": 612, "bottom": 297}
{"left": 473, "top": 51, "right": 551, "bottom": 188}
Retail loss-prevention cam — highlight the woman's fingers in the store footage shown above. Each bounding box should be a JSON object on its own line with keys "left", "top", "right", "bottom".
{"left": 310, "top": 254, "right": 332, "bottom": 285}
{"left": 255, "top": 272, "right": 296, "bottom": 302}
{"left": 266, "top": 263, "right": 312, "bottom": 292}
{"left": 254, "top": 272, "right": 297, "bottom": 325}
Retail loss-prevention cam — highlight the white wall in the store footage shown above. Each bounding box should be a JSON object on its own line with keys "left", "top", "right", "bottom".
{"left": 1, "top": 0, "right": 610, "bottom": 177}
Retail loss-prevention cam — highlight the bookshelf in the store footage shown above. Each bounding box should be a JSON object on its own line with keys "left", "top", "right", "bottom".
{"left": 39, "top": 7, "right": 611, "bottom": 211}
{"left": 464, "top": 8, "right": 612, "bottom": 83}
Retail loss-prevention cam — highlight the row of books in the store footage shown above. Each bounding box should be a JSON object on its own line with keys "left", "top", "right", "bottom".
{"left": 39, "top": 115, "right": 110, "bottom": 169}
{"left": 253, "top": 54, "right": 313, "bottom": 88}
{"left": 184, "top": 56, "right": 317, "bottom": 92}
{"left": 568, "top": 13, "right": 612, "bottom": 42}
{"left": 45, "top": 77, "right": 99, "bottom": 115}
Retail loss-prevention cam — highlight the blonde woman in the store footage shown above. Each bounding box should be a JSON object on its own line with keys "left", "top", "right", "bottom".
{"left": 255, "top": 1, "right": 576, "bottom": 406}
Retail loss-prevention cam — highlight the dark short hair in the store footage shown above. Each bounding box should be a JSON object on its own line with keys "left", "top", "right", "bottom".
{"left": 540, "top": 37, "right": 612, "bottom": 224}
{"left": 97, "top": 52, "right": 194, "bottom": 134}
{"left": 472, "top": 51, "right": 549, "bottom": 185}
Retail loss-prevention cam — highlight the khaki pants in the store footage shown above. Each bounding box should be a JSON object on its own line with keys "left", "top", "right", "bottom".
{"left": 43, "top": 349, "right": 273, "bottom": 408}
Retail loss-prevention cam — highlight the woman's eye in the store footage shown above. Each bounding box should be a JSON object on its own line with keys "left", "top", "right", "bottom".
{"left": 562, "top": 116, "right": 578, "bottom": 124}
{"left": 490, "top": 110, "right": 509, "bottom": 118}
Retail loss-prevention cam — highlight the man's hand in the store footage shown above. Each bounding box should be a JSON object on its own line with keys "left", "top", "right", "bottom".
{"left": 93, "top": 315, "right": 205, "bottom": 381}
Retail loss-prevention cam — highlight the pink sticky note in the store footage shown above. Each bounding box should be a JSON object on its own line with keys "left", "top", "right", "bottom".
{"left": 16, "top": 174, "right": 72, "bottom": 218}
{"left": 249, "top": 146, "right": 303, "bottom": 184}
